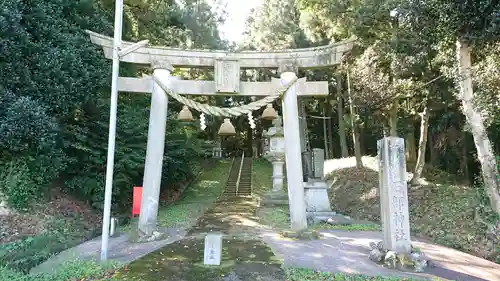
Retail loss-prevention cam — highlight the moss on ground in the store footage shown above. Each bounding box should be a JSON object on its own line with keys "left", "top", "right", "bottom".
{"left": 326, "top": 156, "right": 499, "bottom": 262}
{"left": 111, "top": 238, "right": 284, "bottom": 281}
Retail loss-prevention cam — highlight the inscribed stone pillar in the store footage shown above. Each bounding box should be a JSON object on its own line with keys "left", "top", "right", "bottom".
{"left": 281, "top": 72, "right": 307, "bottom": 230}
{"left": 312, "top": 148, "right": 325, "bottom": 179}
{"left": 377, "top": 137, "right": 411, "bottom": 254}
{"left": 138, "top": 61, "right": 172, "bottom": 236}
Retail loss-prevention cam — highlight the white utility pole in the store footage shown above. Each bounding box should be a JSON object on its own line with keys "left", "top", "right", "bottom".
{"left": 101, "top": 0, "right": 123, "bottom": 261}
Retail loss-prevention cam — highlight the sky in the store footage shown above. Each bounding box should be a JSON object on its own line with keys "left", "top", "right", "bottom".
{"left": 217, "top": 0, "right": 263, "bottom": 43}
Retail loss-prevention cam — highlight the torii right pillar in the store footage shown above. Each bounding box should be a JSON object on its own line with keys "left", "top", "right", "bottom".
{"left": 280, "top": 71, "right": 308, "bottom": 230}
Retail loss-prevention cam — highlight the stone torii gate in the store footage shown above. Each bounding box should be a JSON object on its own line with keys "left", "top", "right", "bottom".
{"left": 87, "top": 10, "right": 354, "bottom": 260}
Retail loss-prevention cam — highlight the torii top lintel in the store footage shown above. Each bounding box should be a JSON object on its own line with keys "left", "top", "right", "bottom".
{"left": 87, "top": 30, "right": 355, "bottom": 69}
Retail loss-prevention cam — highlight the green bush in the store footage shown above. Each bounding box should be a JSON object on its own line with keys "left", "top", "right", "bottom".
{"left": 0, "top": 161, "right": 35, "bottom": 210}
{"left": 0, "top": 260, "right": 121, "bottom": 281}
{"left": 0, "top": 215, "right": 99, "bottom": 274}
{"left": 0, "top": 91, "right": 67, "bottom": 209}
{"left": 0, "top": 0, "right": 110, "bottom": 209}
{"left": 63, "top": 96, "right": 205, "bottom": 212}
{"left": 0, "top": 232, "right": 80, "bottom": 273}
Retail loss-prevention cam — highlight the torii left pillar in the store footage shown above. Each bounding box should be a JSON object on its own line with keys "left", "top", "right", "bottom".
{"left": 138, "top": 60, "right": 173, "bottom": 236}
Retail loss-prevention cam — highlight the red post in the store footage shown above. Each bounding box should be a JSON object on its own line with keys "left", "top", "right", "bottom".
{"left": 132, "top": 186, "right": 142, "bottom": 217}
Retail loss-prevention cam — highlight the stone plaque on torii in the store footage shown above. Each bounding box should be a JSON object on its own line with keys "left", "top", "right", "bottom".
{"left": 85, "top": 9, "right": 355, "bottom": 261}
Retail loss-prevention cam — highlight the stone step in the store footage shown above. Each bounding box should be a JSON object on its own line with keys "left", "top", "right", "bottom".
{"left": 260, "top": 199, "right": 289, "bottom": 206}
{"left": 262, "top": 191, "right": 288, "bottom": 200}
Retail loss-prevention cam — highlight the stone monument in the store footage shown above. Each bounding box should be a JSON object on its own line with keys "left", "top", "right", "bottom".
{"left": 203, "top": 233, "right": 222, "bottom": 265}
{"left": 303, "top": 148, "right": 335, "bottom": 222}
{"left": 377, "top": 137, "right": 411, "bottom": 254}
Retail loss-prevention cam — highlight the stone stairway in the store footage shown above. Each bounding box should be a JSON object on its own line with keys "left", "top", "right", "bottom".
{"left": 223, "top": 157, "right": 252, "bottom": 196}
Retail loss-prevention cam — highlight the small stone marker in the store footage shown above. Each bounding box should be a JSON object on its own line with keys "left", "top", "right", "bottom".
{"left": 377, "top": 137, "right": 411, "bottom": 254}
{"left": 203, "top": 233, "right": 222, "bottom": 265}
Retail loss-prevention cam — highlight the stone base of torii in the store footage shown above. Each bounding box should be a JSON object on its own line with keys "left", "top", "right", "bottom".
{"left": 262, "top": 116, "right": 335, "bottom": 222}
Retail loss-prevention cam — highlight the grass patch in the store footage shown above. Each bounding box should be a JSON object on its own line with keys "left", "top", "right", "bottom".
{"left": 251, "top": 158, "right": 275, "bottom": 197}
{"left": 310, "top": 223, "right": 381, "bottom": 231}
{"left": 0, "top": 216, "right": 99, "bottom": 273}
{"left": 0, "top": 259, "right": 122, "bottom": 281}
{"left": 284, "top": 268, "right": 425, "bottom": 281}
{"left": 252, "top": 159, "right": 292, "bottom": 230}
{"left": 156, "top": 160, "right": 232, "bottom": 229}
{"left": 258, "top": 206, "right": 290, "bottom": 229}
{"left": 118, "top": 160, "right": 232, "bottom": 232}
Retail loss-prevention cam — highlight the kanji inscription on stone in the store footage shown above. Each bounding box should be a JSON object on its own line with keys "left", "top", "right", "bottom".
{"left": 377, "top": 137, "right": 411, "bottom": 254}
{"left": 203, "top": 233, "right": 222, "bottom": 265}
{"left": 215, "top": 58, "right": 240, "bottom": 93}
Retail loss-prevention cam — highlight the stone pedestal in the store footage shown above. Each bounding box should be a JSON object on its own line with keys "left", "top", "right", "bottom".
{"left": 272, "top": 161, "right": 285, "bottom": 192}
{"left": 378, "top": 137, "right": 411, "bottom": 254}
{"left": 260, "top": 190, "right": 289, "bottom": 207}
{"left": 304, "top": 181, "right": 335, "bottom": 222}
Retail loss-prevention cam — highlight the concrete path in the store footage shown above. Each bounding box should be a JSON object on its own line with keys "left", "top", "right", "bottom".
{"left": 261, "top": 230, "right": 500, "bottom": 281}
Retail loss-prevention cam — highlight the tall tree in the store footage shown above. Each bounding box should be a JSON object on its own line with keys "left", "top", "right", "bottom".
{"left": 335, "top": 73, "right": 349, "bottom": 158}
{"left": 398, "top": 0, "right": 500, "bottom": 213}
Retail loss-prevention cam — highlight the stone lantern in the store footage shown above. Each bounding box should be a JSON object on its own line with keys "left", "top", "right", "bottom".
{"left": 264, "top": 117, "right": 285, "bottom": 192}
